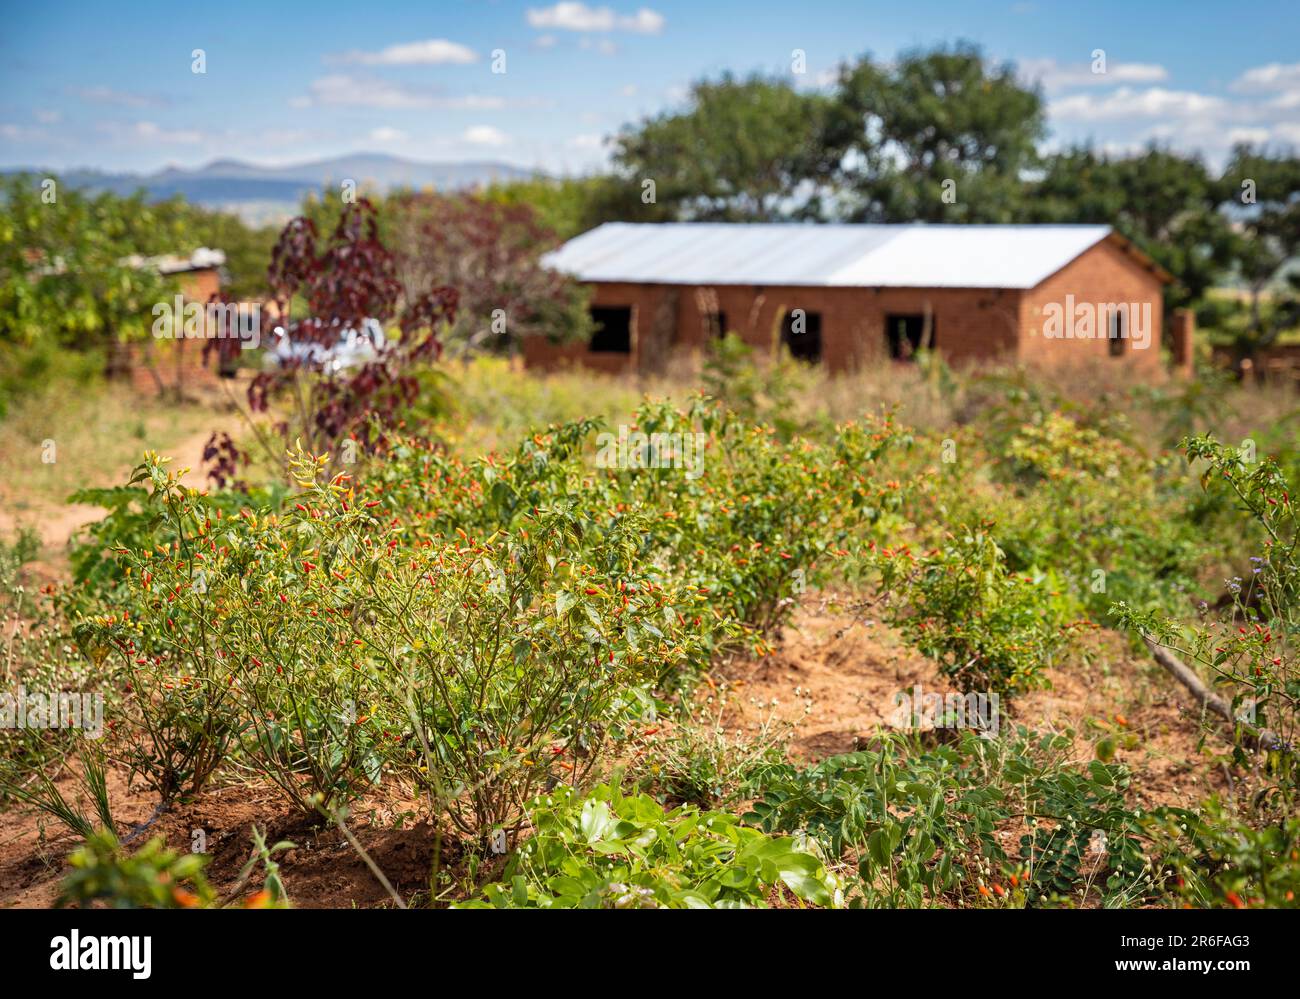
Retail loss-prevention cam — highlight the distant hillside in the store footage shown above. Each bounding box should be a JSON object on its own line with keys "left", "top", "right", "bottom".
{"left": 3, "top": 154, "right": 542, "bottom": 224}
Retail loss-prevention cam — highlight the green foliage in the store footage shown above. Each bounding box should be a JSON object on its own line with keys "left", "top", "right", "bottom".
{"left": 463, "top": 781, "right": 837, "bottom": 908}
{"left": 1117, "top": 433, "right": 1298, "bottom": 810}
{"left": 57, "top": 830, "right": 215, "bottom": 909}
{"left": 0, "top": 742, "right": 116, "bottom": 840}
{"left": 385, "top": 190, "right": 592, "bottom": 356}
{"left": 0, "top": 336, "right": 103, "bottom": 415}
{"left": 701, "top": 332, "right": 812, "bottom": 440}
{"left": 481, "top": 175, "right": 665, "bottom": 241}
{"left": 1148, "top": 802, "right": 1300, "bottom": 909}
{"left": 80, "top": 448, "right": 714, "bottom": 831}
{"left": 0, "top": 544, "right": 108, "bottom": 778}
{"left": 0, "top": 176, "right": 270, "bottom": 362}
{"left": 904, "top": 408, "right": 1209, "bottom": 627}
{"left": 369, "top": 397, "right": 905, "bottom": 640}
{"left": 872, "top": 528, "right": 1078, "bottom": 697}
{"left": 1215, "top": 146, "right": 1300, "bottom": 355}
{"left": 14, "top": 348, "right": 1296, "bottom": 911}
{"left": 66, "top": 478, "right": 288, "bottom": 611}
{"left": 828, "top": 43, "right": 1045, "bottom": 223}
{"left": 613, "top": 72, "right": 836, "bottom": 221}
{"left": 626, "top": 703, "right": 791, "bottom": 808}
{"left": 747, "top": 730, "right": 1149, "bottom": 907}
{"left": 0, "top": 176, "right": 177, "bottom": 363}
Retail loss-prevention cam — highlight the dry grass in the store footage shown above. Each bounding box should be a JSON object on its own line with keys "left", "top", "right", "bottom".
{"left": 0, "top": 379, "right": 223, "bottom": 563}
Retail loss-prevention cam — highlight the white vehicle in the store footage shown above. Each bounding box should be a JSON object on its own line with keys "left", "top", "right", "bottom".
{"left": 266, "top": 318, "right": 387, "bottom": 374}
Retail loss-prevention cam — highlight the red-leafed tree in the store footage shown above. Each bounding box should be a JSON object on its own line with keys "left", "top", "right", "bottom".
{"left": 385, "top": 191, "right": 588, "bottom": 358}
{"left": 207, "top": 198, "right": 456, "bottom": 485}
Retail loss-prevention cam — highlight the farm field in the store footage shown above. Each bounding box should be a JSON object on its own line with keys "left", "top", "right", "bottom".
{"left": 4, "top": 4, "right": 1300, "bottom": 958}
{"left": 2, "top": 354, "right": 1296, "bottom": 911}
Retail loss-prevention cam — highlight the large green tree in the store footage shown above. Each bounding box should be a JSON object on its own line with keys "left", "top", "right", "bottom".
{"left": 826, "top": 43, "right": 1045, "bottom": 223}
{"left": 1025, "top": 146, "right": 1233, "bottom": 310}
{"left": 612, "top": 73, "right": 835, "bottom": 221}
{"left": 1214, "top": 145, "right": 1300, "bottom": 356}
{"left": 0, "top": 176, "right": 177, "bottom": 372}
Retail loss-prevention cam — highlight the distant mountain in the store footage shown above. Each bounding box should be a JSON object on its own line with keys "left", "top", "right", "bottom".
{"left": 3, "top": 154, "right": 542, "bottom": 223}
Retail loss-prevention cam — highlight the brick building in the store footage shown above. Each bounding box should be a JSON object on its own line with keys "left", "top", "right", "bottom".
{"left": 527, "top": 223, "right": 1176, "bottom": 375}
{"left": 125, "top": 248, "right": 228, "bottom": 393}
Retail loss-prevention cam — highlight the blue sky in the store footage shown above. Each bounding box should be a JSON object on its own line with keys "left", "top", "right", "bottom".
{"left": 2, "top": 0, "right": 1298, "bottom": 174}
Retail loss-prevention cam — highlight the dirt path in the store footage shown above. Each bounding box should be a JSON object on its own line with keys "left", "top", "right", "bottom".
{"left": 0, "top": 427, "right": 220, "bottom": 583}
{"left": 716, "top": 591, "right": 1232, "bottom": 812}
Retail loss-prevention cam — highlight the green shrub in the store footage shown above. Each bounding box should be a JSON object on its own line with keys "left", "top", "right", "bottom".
{"left": 57, "top": 831, "right": 214, "bottom": 909}
{"left": 747, "top": 730, "right": 1149, "bottom": 908}
{"left": 872, "top": 528, "right": 1080, "bottom": 697}
{"left": 462, "top": 781, "right": 837, "bottom": 908}
{"left": 1147, "top": 801, "right": 1300, "bottom": 909}
{"left": 82, "top": 448, "right": 714, "bottom": 835}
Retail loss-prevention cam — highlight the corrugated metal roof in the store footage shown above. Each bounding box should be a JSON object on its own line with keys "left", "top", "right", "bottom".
{"left": 543, "top": 223, "right": 1114, "bottom": 290}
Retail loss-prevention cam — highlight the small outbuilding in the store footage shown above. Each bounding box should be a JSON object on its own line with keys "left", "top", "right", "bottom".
{"left": 529, "top": 222, "right": 1179, "bottom": 375}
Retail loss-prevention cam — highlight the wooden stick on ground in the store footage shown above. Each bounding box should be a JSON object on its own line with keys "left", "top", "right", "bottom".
{"left": 1142, "top": 634, "right": 1286, "bottom": 753}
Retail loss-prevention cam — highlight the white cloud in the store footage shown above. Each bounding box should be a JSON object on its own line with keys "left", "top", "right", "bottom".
{"left": 580, "top": 37, "right": 619, "bottom": 56}
{"left": 1, "top": 123, "right": 45, "bottom": 142}
{"left": 1051, "top": 86, "right": 1226, "bottom": 121}
{"left": 97, "top": 120, "right": 204, "bottom": 144}
{"left": 34, "top": 109, "right": 62, "bottom": 125}
{"left": 1231, "top": 62, "right": 1300, "bottom": 93}
{"left": 569, "top": 133, "right": 605, "bottom": 149}
{"left": 620, "top": 84, "right": 637, "bottom": 97}
{"left": 463, "top": 125, "right": 510, "bottom": 146}
{"left": 1225, "top": 127, "right": 1273, "bottom": 145}
{"left": 70, "top": 85, "right": 166, "bottom": 108}
{"left": 369, "top": 126, "right": 409, "bottom": 143}
{"left": 1273, "top": 122, "right": 1300, "bottom": 144}
{"left": 334, "top": 38, "right": 478, "bottom": 66}
{"left": 526, "top": 3, "right": 664, "bottom": 34}
{"left": 301, "top": 75, "right": 507, "bottom": 110}
{"left": 813, "top": 68, "right": 839, "bottom": 88}
{"left": 1018, "top": 57, "right": 1168, "bottom": 91}
{"left": 532, "top": 34, "right": 558, "bottom": 49}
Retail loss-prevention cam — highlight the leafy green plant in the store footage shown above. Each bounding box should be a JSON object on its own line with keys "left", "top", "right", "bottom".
{"left": 73, "top": 458, "right": 241, "bottom": 801}
{"left": 747, "top": 730, "right": 1149, "bottom": 908}
{"left": 1118, "top": 433, "right": 1297, "bottom": 814}
{"left": 462, "top": 781, "right": 837, "bottom": 908}
{"left": 1147, "top": 801, "right": 1300, "bottom": 909}
{"left": 66, "top": 479, "right": 287, "bottom": 610}
{"left": 231, "top": 826, "right": 296, "bottom": 909}
{"left": 626, "top": 700, "right": 791, "bottom": 808}
{"left": 84, "top": 447, "right": 715, "bottom": 836}
{"left": 872, "top": 528, "right": 1079, "bottom": 698}
{"left": 57, "top": 830, "right": 214, "bottom": 909}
